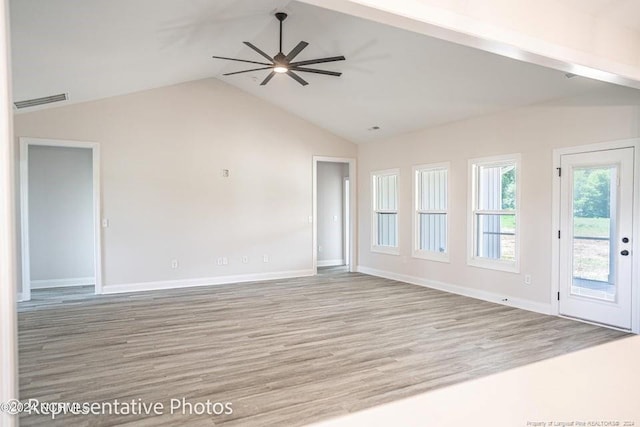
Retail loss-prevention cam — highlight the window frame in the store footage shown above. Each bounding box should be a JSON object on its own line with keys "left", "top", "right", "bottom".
{"left": 467, "top": 154, "right": 521, "bottom": 273}
{"left": 412, "top": 162, "right": 450, "bottom": 262}
{"left": 371, "top": 168, "right": 400, "bottom": 255}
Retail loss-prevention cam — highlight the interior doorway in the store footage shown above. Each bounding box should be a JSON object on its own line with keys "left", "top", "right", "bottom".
{"left": 553, "top": 140, "right": 639, "bottom": 332}
{"left": 19, "top": 138, "right": 102, "bottom": 301}
{"left": 312, "top": 156, "right": 356, "bottom": 274}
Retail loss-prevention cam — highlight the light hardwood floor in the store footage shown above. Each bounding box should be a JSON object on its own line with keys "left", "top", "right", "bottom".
{"left": 18, "top": 269, "right": 628, "bottom": 426}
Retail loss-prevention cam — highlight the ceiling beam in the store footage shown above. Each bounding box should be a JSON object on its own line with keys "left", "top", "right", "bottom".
{"left": 299, "top": 0, "right": 640, "bottom": 90}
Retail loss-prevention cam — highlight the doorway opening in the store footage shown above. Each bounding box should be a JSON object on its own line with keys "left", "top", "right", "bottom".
{"left": 552, "top": 139, "right": 639, "bottom": 333}
{"left": 19, "top": 138, "right": 102, "bottom": 301}
{"left": 312, "top": 156, "right": 356, "bottom": 274}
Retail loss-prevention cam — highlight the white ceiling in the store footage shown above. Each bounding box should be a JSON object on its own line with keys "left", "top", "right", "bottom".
{"left": 556, "top": 0, "right": 640, "bottom": 31}
{"left": 11, "top": 0, "right": 610, "bottom": 143}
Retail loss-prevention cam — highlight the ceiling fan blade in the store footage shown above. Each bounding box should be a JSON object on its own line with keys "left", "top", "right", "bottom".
{"left": 290, "top": 56, "right": 345, "bottom": 67}
{"left": 286, "top": 70, "right": 308, "bottom": 86}
{"left": 285, "top": 41, "right": 309, "bottom": 61}
{"left": 223, "top": 67, "right": 273, "bottom": 76}
{"left": 291, "top": 67, "right": 341, "bottom": 77}
{"left": 243, "top": 41, "right": 274, "bottom": 62}
{"left": 260, "top": 71, "right": 276, "bottom": 86}
{"left": 212, "top": 56, "right": 272, "bottom": 66}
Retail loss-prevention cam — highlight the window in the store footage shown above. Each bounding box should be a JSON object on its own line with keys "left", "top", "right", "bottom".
{"left": 413, "top": 163, "right": 449, "bottom": 262}
{"left": 468, "top": 154, "right": 520, "bottom": 272}
{"left": 372, "top": 169, "right": 399, "bottom": 254}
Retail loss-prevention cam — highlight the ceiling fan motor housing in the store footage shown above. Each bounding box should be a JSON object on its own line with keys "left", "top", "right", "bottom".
{"left": 274, "top": 52, "right": 287, "bottom": 65}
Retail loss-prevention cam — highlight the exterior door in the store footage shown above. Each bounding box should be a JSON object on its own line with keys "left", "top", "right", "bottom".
{"left": 559, "top": 147, "right": 634, "bottom": 329}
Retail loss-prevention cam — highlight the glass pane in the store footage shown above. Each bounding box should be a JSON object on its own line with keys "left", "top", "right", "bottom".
{"left": 376, "top": 174, "right": 397, "bottom": 211}
{"left": 571, "top": 166, "right": 616, "bottom": 302}
{"left": 475, "top": 214, "right": 515, "bottom": 261}
{"left": 478, "top": 164, "right": 516, "bottom": 210}
{"left": 377, "top": 213, "right": 397, "bottom": 247}
{"left": 419, "top": 168, "right": 447, "bottom": 211}
{"left": 419, "top": 213, "right": 446, "bottom": 253}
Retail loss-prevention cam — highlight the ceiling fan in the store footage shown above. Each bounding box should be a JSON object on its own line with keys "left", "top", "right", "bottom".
{"left": 212, "top": 12, "right": 345, "bottom": 86}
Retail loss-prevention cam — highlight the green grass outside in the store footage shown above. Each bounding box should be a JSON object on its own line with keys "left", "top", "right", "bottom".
{"left": 500, "top": 215, "right": 515, "bottom": 232}
{"left": 573, "top": 217, "right": 610, "bottom": 238}
{"left": 499, "top": 216, "right": 609, "bottom": 238}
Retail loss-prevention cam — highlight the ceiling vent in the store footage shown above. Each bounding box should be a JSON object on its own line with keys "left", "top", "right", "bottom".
{"left": 14, "top": 93, "right": 68, "bottom": 109}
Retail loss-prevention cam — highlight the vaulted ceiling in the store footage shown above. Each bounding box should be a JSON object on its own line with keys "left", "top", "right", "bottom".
{"left": 10, "top": 0, "right": 611, "bottom": 143}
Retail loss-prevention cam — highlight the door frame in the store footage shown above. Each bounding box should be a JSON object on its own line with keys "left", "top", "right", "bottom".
{"left": 343, "top": 176, "right": 350, "bottom": 266}
{"left": 19, "top": 137, "right": 103, "bottom": 300}
{"left": 312, "top": 156, "right": 357, "bottom": 273}
{"left": 551, "top": 138, "right": 640, "bottom": 333}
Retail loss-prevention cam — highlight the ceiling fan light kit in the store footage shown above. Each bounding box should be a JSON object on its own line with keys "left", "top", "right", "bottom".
{"left": 212, "top": 12, "right": 345, "bottom": 86}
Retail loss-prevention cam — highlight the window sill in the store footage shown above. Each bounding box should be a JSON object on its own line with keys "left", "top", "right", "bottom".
{"left": 467, "top": 257, "right": 519, "bottom": 273}
{"left": 371, "top": 246, "right": 400, "bottom": 256}
{"left": 412, "top": 250, "right": 450, "bottom": 263}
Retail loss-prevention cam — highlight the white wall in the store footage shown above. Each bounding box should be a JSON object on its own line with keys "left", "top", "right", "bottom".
{"left": 357, "top": 85, "right": 640, "bottom": 307}
{"left": 13, "top": 78, "right": 357, "bottom": 293}
{"left": 317, "top": 162, "right": 349, "bottom": 265}
{"left": 0, "top": 0, "right": 18, "bottom": 421}
{"left": 28, "top": 145, "right": 94, "bottom": 285}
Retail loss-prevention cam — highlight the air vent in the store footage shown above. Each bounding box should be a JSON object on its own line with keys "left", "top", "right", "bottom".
{"left": 14, "top": 93, "right": 68, "bottom": 109}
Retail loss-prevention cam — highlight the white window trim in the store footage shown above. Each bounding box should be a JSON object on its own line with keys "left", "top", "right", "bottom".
{"left": 467, "top": 153, "right": 521, "bottom": 273}
{"left": 371, "top": 168, "right": 400, "bottom": 255}
{"left": 412, "top": 162, "right": 450, "bottom": 263}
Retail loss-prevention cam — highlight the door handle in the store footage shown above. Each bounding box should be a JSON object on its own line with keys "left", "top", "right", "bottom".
{"left": 621, "top": 250, "right": 630, "bottom": 256}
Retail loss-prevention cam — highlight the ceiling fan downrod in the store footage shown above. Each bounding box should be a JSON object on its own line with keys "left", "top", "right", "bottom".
{"left": 275, "top": 12, "right": 287, "bottom": 54}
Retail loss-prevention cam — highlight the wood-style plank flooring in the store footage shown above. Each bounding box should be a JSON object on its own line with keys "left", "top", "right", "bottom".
{"left": 18, "top": 268, "right": 628, "bottom": 426}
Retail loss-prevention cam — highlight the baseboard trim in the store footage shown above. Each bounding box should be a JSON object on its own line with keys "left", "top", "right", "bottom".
{"left": 31, "top": 277, "right": 95, "bottom": 289}
{"left": 317, "top": 259, "right": 345, "bottom": 267}
{"left": 357, "top": 265, "right": 551, "bottom": 315}
{"left": 102, "top": 269, "right": 316, "bottom": 295}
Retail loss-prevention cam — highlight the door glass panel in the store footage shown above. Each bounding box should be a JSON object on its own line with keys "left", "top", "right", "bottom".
{"left": 571, "top": 166, "right": 616, "bottom": 302}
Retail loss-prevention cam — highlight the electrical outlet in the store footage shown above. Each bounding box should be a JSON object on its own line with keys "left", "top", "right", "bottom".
{"left": 524, "top": 274, "right": 532, "bottom": 285}
{"left": 222, "top": 257, "right": 228, "bottom": 265}
{"left": 171, "top": 259, "right": 179, "bottom": 269}
{"left": 263, "top": 254, "right": 269, "bottom": 263}
{"left": 318, "top": 246, "right": 323, "bottom": 253}
{"left": 242, "top": 256, "right": 249, "bottom": 264}
{"left": 217, "top": 257, "right": 224, "bottom": 266}
{"left": 101, "top": 218, "right": 109, "bottom": 228}
{"left": 222, "top": 169, "right": 230, "bottom": 177}
{"left": 333, "top": 215, "right": 338, "bottom": 222}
